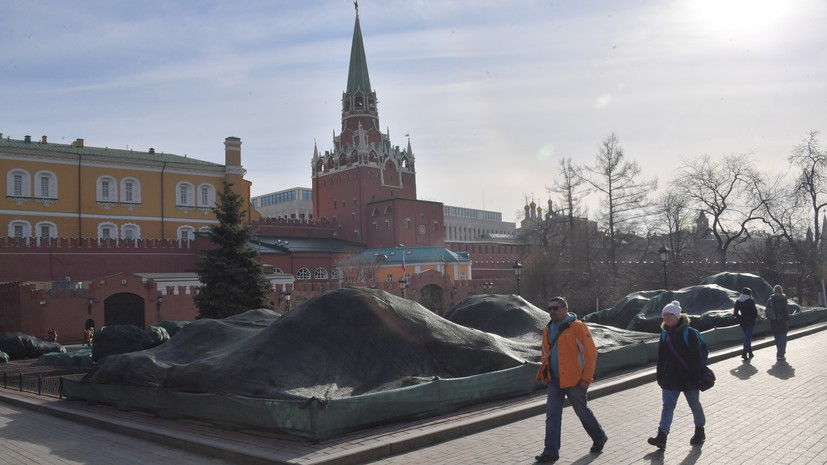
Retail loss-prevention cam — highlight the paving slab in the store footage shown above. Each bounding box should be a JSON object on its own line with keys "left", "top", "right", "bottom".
{"left": 1, "top": 324, "right": 825, "bottom": 465}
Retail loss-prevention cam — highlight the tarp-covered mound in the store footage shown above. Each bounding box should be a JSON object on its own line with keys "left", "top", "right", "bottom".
{"left": 444, "top": 294, "right": 547, "bottom": 342}
{"left": 445, "top": 294, "right": 655, "bottom": 350}
{"left": 584, "top": 272, "right": 807, "bottom": 332}
{"left": 0, "top": 332, "right": 65, "bottom": 360}
{"left": 82, "top": 288, "right": 534, "bottom": 400}
{"left": 35, "top": 347, "right": 94, "bottom": 367}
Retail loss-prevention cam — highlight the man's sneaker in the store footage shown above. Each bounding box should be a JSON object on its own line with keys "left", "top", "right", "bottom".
{"left": 590, "top": 436, "right": 608, "bottom": 453}
{"left": 534, "top": 452, "right": 559, "bottom": 463}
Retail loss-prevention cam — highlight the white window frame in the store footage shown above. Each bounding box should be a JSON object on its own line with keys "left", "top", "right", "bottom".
{"left": 97, "top": 176, "right": 118, "bottom": 202}
{"left": 121, "top": 223, "right": 140, "bottom": 241}
{"left": 176, "top": 182, "right": 195, "bottom": 207}
{"left": 98, "top": 222, "right": 118, "bottom": 240}
{"left": 35, "top": 221, "right": 57, "bottom": 239}
{"left": 121, "top": 177, "right": 141, "bottom": 204}
{"left": 9, "top": 220, "right": 32, "bottom": 238}
{"left": 197, "top": 183, "right": 216, "bottom": 208}
{"left": 296, "top": 268, "right": 311, "bottom": 280}
{"left": 7, "top": 170, "right": 31, "bottom": 197}
{"left": 33, "top": 171, "right": 57, "bottom": 200}
{"left": 314, "top": 267, "right": 329, "bottom": 279}
{"left": 177, "top": 225, "right": 196, "bottom": 242}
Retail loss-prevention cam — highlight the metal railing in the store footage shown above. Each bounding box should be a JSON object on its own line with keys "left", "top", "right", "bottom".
{"left": 1, "top": 366, "right": 90, "bottom": 399}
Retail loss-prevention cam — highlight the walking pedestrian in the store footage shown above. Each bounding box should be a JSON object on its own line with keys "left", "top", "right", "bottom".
{"left": 733, "top": 287, "right": 757, "bottom": 359}
{"left": 767, "top": 285, "right": 790, "bottom": 360}
{"left": 648, "top": 300, "right": 706, "bottom": 449}
{"left": 534, "top": 297, "right": 607, "bottom": 463}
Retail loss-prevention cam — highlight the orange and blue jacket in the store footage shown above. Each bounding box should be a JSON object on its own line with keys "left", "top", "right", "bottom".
{"left": 535, "top": 315, "right": 598, "bottom": 388}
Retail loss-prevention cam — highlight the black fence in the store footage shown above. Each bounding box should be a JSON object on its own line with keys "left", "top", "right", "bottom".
{"left": 1, "top": 364, "right": 90, "bottom": 398}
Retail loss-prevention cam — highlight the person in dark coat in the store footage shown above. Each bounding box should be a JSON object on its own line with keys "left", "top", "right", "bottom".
{"left": 733, "top": 287, "right": 757, "bottom": 359}
{"left": 767, "top": 285, "right": 790, "bottom": 360}
{"left": 648, "top": 301, "right": 706, "bottom": 449}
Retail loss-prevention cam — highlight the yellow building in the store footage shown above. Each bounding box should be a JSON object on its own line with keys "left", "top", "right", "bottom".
{"left": 1, "top": 134, "right": 258, "bottom": 241}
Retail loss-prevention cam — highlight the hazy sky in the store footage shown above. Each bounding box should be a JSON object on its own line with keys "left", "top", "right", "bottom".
{"left": 2, "top": 0, "right": 825, "bottom": 223}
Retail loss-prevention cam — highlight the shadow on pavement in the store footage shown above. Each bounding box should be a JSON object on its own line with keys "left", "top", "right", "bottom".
{"left": 768, "top": 360, "right": 795, "bottom": 380}
{"left": 729, "top": 360, "right": 759, "bottom": 379}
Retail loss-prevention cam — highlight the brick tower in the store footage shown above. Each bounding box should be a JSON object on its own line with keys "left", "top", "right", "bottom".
{"left": 312, "top": 7, "right": 443, "bottom": 248}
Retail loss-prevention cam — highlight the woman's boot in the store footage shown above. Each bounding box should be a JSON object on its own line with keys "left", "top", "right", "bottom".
{"left": 648, "top": 430, "right": 667, "bottom": 449}
{"left": 690, "top": 426, "right": 705, "bottom": 445}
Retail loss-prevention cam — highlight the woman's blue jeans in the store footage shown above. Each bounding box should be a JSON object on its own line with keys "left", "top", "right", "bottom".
{"left": 544, "top": 378, "right": 605, "bottom": 455}
{"left": 774, "top": 332, "right": 788, "bottom": 358}
{"left": 741, "top": 324, "right": 754, "bottom": 353}
{"left": 658, "top": 388, "right": 705, "bottom": 434}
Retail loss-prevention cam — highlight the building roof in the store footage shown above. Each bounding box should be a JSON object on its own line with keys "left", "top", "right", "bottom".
{"left": 0, "top": 135, "right": 221, "bottom": 167}
{"left": 346, "top": 13, "right": 372, "bottom": 95}
{"left": 252, "top": 236, "right": 364, "bottom": 255}
{"left": 352, "top": 247, "right": 470, "bottom": 266}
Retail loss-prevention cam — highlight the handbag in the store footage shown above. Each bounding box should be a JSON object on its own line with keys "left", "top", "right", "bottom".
{"left": 666, "top": 334, "right": 715, "bottom": 391}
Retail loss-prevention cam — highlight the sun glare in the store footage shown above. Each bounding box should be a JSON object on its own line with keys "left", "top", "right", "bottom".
{"left": 686, "top": 0, "right": 795, "bottom": 36}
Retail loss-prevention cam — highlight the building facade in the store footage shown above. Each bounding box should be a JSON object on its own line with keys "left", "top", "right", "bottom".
{"left": 251, "top": 187, "right": 313, "bottom": 220}
{"left": 1, "top": 134, "right": 257, "bottom": 242}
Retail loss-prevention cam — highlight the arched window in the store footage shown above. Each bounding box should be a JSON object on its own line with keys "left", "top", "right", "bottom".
{"left": 177, "top": 226, "right": 196, "bottom": 242}
{"left": 6, "top": 169, "right": 31, "bottom": 197}
{"left": 121, "top": 223, "right": 140, "bottom": 240}
{"left": 121, "top": 178, "right": 141, "bottom": 204}
{"left": 9, "top": 220, "right": 31, "bottom": 238}
{"left": 296, "top": 268, "right": 311, "bottom": 280}
{"left": 176, "top": 182, "right": 195, "bottom": 206}
{"left": 97, "top": 176, "right": 118, "bottom": 202}
{"left": 331, "top": 269, "right": 341, "bottom": 280}
{"left": 314, "top": 268, "right": 329, "bottom": 279}
{"left": 98, "top": 222, "right": 117, "bottom": 240}
{"left": 197, "top": 183, "right": 216, "bottom": 208}
{"left": 33, "top": 171, "right": 57, "bottom": 199}
{"left": 35, "top": 221, "right": 57, "bottom": 239}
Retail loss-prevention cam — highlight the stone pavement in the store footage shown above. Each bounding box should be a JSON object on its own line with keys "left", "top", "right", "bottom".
{"left": 1, "top": 324, "right": 826, "bottom": 465}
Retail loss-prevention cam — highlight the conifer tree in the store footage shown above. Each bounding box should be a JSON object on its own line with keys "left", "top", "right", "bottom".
{"left": 194, "top": 182, "right": 272, "bottom": 318}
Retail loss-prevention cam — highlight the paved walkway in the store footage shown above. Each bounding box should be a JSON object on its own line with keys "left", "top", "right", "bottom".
{"left": 1, "top": 324, "right": 825, "bottom": 465}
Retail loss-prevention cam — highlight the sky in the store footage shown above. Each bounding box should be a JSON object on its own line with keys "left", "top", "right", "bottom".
{"left": 2, "top": 0, "right": 826, "bottom": 224}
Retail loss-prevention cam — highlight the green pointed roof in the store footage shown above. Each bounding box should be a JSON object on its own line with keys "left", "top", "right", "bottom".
{"left": 346, "top": 14, "right": 372, "bottom": 95}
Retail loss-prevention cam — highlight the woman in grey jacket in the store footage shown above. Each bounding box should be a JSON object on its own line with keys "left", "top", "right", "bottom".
{"left": 767, "top": 285, "right": 790, "bottom": 360}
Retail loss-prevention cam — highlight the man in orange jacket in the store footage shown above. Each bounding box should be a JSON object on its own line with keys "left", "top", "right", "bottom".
{"left": 534, "top": 296, "right": 607, "bottom": 463}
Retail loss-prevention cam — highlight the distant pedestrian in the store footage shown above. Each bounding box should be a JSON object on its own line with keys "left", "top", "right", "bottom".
{"left": 766, "top": 285, "right": 790, "bottom": 360}
{"left": 47, "top": 328, "right": 58, "bottom": 343}
{"left": 534, "top": 297, "right": 607, "bottom": 463}
{"left": 733, "top": 287, "right": 757, "bottom": 359}
{"left": 648, "top": 301, "right": 706, "bottom": 449}
{"left": 83, "top": 326, "right": 94, "bottom": 346}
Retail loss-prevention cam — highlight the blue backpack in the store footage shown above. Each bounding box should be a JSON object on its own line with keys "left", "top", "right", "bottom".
{"left": 662, "top": 326, "right": 709, "bottom": 366}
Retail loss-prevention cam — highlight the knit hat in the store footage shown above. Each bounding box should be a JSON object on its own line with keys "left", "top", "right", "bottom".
{"left": 662, "top": 300, "right": 682, "bottom": 317}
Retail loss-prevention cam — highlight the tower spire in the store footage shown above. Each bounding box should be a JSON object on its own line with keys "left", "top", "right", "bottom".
{"left": 346, "top": 8, "right": 371, "bottom": 95}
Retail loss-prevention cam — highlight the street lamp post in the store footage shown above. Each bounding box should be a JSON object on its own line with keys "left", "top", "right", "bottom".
{"left": 156, "top": 294, "right": 163, "bottom": 313}
{"left": 658, "top": 245, "right": 671, "bottom": 289}
{"left": 512, "top": 260, "right": 523, "bottom": 295}
{"left": 398, "top": 277, "right": 409, "bottom": 299}
{"left": 483, "top": 282, "right": 494, "bottom": 294}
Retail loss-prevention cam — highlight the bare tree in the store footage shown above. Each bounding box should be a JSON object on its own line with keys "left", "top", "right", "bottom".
{"left": 335, "top": 249, "right": 385, "bottom": 286}
{"left": 583, "top": 133, "right": 657, "bottom": 272}
{"left": 788, "top": 130, "right": 827, "bottom": 278}
{"left": 550, "top": 156, "right": 587, "bottom": 228}
{"left": 677, "top": 154, "right": 767, "bottom": 270}
{"left": 654, "top": 190, "right": 693, "bottom": 262}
